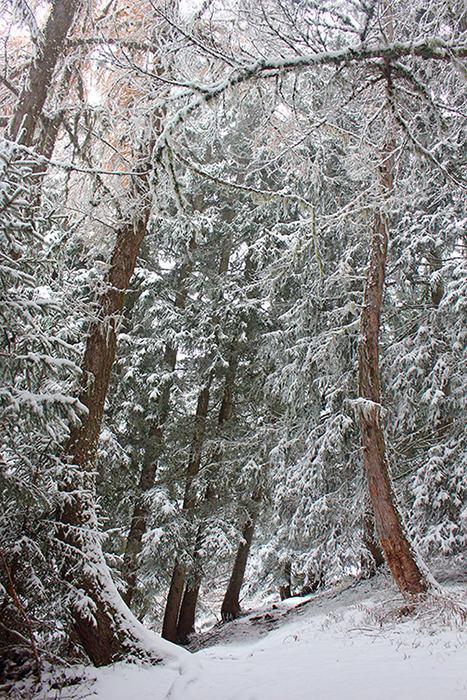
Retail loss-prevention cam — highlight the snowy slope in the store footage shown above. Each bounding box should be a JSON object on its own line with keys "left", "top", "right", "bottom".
{"left": 25, "top": 573, "right": 467, "bottom": 700}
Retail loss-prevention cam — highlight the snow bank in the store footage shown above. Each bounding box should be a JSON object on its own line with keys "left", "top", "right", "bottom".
{"left": 32, "top": 576, "right": 467, "bottom": 700}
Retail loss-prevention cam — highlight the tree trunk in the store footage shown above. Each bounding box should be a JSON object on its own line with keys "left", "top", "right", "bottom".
{"left": 56, "top": 162, "right": 167, "bottom": 664}
{"left": 221, "top": 488, "right": 261, "bottom": 621}
{"left": 121, "top": 427, "right": 162, "bottom": 607}
{"left": 221, "top": 521, "right": 255, "bottom": 621}
{"left": 357, "top": 140, "right": 427, "bottom": 595}
{"left": 122, "top": 236, "right": 196, "bottom": 607}
{"left": 362, "top": 508, "right": 385, "bottom": 574}
{"left": 161, "top": 560, "right": 186, "bottom": 643}
{"left": 279, "top": 561, "right": 292, "bottom": 601}
{"left": 176, "top": 571, "right": 201, "bottom": 645}
{"left": 8, "top": 0, "right": 82, "bottom": 146}
{"left": 175, "top": 343, "right": 240, "bottom": 639}
{"left": 161, "top": 384, "right": 210, "bottom": 641}
{"left": 162, "top": 238, "right": 232, "bottom": 642}
{"left": 217, "top": 338, "right": 239, "bottom": 426}
{"left": 183, "top": 385, "right": 211, "bottom": 510}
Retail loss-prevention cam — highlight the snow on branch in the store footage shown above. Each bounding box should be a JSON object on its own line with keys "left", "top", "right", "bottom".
{"left": 350, "top": 397, "right": 387, "bottom": 421}
{"left": 152, "top": 37, "right": 467, "bottom": 162}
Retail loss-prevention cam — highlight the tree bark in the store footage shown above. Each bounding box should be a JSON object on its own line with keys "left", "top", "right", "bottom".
{"left": 161, "top": 384, "right": 210, "bottom": 642}
{"left": 221, "top": 491, "right": 261, "bottom": 621}
{"left": 175, "top": 342, "right": 240, "bottom": 640}
{"left": 357, "top": 141, "right": 427, "bottom": 595}
{"left": 362, "top": 508, "right": 385, "bottom": 574}
{"left": 221, "top": 521, "right": 254, "bottom": 621}
{"left": 56, "top": 161, "right": 165, "bottom": 664}
{"left": 161, "top": 560, "right": 186, "bottom": 643}
{"left": 183, "top": 385, "right": 212, "bottom": 510}
{"left": 176, "top": 570, "right": 201, "bottom": 645}
{"left": 8, "top": 0, "right": 82, "bottom": 146}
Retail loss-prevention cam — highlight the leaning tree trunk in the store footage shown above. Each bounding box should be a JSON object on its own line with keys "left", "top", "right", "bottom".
{"left": 122, "top": 235, "right": 196, "bottom": 607}
{"left": 176, "top": 566, "right": 201, "bottom": 645}
{"left": 357, "top": 137, "right": 427, "bottom": 595}
{"left": 221, "top": 490, "right": 262, "bottom": 622}
{"left": 8, "top": 0, "right": 83, "bottom": 146}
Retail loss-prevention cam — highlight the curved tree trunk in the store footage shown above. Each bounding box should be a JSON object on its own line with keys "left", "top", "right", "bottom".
{"left": 7, "top": 0, "right": 175, "bottom": 665}
{"left": 357, "top": 138, "right": 427, "bottom": 595}
{"left": 220, "top": 515, "right": 257, "bottom": 621}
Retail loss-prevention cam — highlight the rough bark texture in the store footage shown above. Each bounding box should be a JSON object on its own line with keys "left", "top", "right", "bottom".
{"left": 122, "top": 236, "right": 196, "bottom": 607}
{"left": 161, "top": 560, "right": 186, "bottom": 643}
{"left": 58, "top": 169, "right": 155, "bottom": 664}
{"left": 362, "top": 509, "right": 385, "bottom": 573}
{"left": 176, "top": 572, "right": 201, "bottom": 644}
{"left": 9, "top": 0, "right": 82, "bottom": 145}
{"left": 358, "top": 144, "right": 427, "bottom": 595}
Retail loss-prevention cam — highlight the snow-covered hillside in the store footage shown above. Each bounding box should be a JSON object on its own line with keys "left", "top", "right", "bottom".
{"left": 19, "top": 573, "right": 467, "bottom": 700}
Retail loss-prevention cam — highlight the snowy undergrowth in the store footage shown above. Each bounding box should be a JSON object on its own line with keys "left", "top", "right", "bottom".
{"left": 11, "top": 572, "right": 467, "bottom": 700}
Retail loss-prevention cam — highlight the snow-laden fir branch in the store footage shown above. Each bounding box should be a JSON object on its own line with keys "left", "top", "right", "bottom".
{"left": 152, "top": 37, "right": 467, "bottom": 162}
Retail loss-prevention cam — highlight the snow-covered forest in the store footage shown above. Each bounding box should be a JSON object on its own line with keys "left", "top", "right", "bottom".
{"left": 1, "top": 0, "right": 467, "bottom": 695}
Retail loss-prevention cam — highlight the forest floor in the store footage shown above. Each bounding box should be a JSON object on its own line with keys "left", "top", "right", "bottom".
{"left": 11, "top": 570, "right": 467, "bottom": 700}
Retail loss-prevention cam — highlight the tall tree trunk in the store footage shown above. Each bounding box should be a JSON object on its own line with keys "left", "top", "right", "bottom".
{"left": 122, "top": 236, "right": 196, "bottom": 607}
{"left": 56, "top": 156, "right": 173, "bottom": 664}
{"left": 221, "top": 490, "right": 261, "bottom": 622}
{"left": 183, "top": 385, "right": 212, "bottom": 511}
{"left": 8, "top": 0, "right": 82, "bottom": 146}
{"left": 162, "top": 235, "right": 233, "bottom": 643}
{"left": 176, "top": 567, "right": 201, "bottom": 645}
{"left": 120, "top": 424, "right": 163, "bottom": 607}
{"left": 161, "top": 560, "right": 186, "bottom": 643}
{"left": 176, "top": 340, "right": 239, "bottom": 642}
{"left": 357, "top": 138, "right": 427, "bottom": 595}
{"left": 161, "top": 384, "right": 211, "bottom": 642}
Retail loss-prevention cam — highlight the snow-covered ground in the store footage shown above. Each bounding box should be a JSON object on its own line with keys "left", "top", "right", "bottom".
{"left": 20, "top": 573, "right": 467, "bottom": 700}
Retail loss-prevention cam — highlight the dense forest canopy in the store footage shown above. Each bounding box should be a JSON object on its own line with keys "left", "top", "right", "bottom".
{"left": 1, "top": 0, "right": 467, "bottom": 681}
